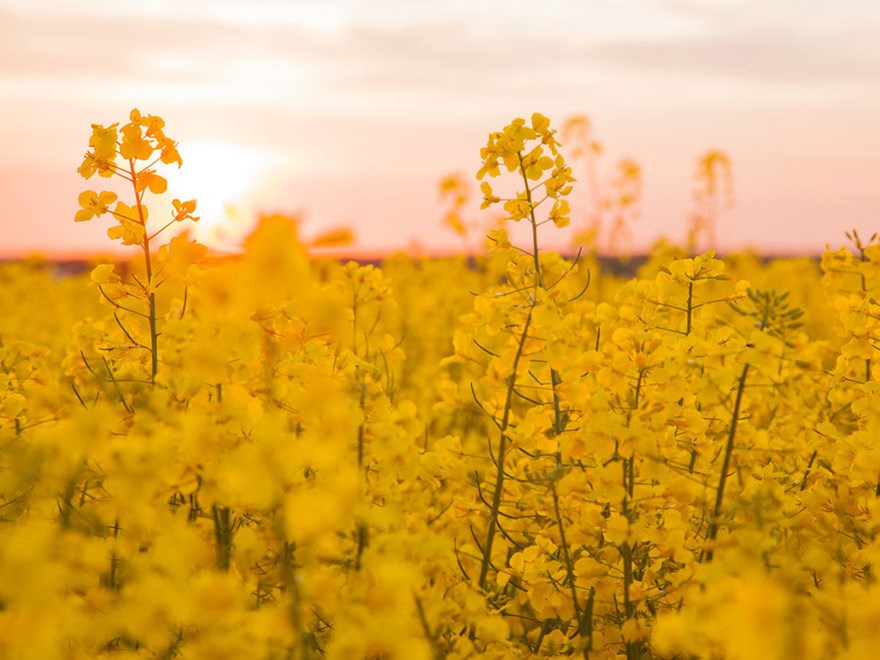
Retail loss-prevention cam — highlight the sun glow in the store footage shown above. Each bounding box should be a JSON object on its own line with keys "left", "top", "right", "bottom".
{"left": 165, "top": 141, "right": 285, "bottom": 252}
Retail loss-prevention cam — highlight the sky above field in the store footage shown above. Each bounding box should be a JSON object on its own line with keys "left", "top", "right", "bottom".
{"left": 1, "top": 0, "right": 879, "bottom": 257}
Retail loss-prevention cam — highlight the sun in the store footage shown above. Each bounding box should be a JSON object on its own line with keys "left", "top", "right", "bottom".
{"left": 163, "top": 141, "right": 283, "bottom": 252}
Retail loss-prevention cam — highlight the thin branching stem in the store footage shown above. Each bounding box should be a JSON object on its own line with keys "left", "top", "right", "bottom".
{"left": 702, "top": 362, "right": 750, "bottom": 563}
{"left": 478, "top": 308, "right": 534, "bottom": 589}
{"left": 129, "top": 159, "right": 158, "bottom": 383}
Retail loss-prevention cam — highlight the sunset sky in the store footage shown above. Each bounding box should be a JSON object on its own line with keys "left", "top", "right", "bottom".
{"left": 1, "top": 0, "right": 878, "bottom": 257}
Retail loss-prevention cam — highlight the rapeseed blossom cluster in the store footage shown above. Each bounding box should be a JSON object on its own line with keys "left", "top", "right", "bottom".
{"left": 0, "top": 112, "right": 877, "bottom": 658}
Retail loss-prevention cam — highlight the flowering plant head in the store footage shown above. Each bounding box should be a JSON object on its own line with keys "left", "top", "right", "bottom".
{"left": 74, "top": 109, "right": 202, "bottom": 385}
{"left": 477, "top": 113, "right": 575, "bottom": 229}
{"left": 75, "top": 108, "right": 198, "bottom": 245}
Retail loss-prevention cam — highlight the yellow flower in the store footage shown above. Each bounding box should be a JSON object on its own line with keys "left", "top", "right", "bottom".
{"left": 531, "top": 112, "right": 551, "bottom": 134}
{"left": 158, "top": 136, "right": 183, "bottom": 167}
{"left": 521, "top": 145, "right": 554, "bottom": 181}
{"left": 138, "top": 110, "right": 166, "bottom": 137}
{"left": 2, "top": 392, "right": 25, "bottom": 418}
{"left": 479, "top": 181, "right": 499, "bottom": 209}
{"left": 503, "top": 191, "right": 531, "bottom": 221}
{"left": 604, "top": 513, "right": 631, "bottom": 545}
{"left": 172, "top": 198, "right": 199, "bottom": 223}
{"left": 544, "top": 155, "right": 575, "bottom": 197}
{"left": 77, "top": 123, "right": 118, "bottom": 179}
{"left": 88, "top": 122, "right": 118, "bottom": 162}
{"left": 486, "top": 228, "right": 511, "bottom": 252}
{"left": 120, "top": 121, "right": 153, "bottom": 160}
{"left": 89, "top": 263, "right": 117, "bottom": 284}
{"left": 548, "top": 198, "right": 570, "bottom": 228}
{"left": 74, "top": 189, "right": 117, "bottom": 222}
{"left": 108, "top": 201, "right": 146, "bottom": 245}
{"left": 135, "top": 170, "right": 168, "bottom": 195}
{"left": 156, "top": 234, "right": 208, "bottom": 283}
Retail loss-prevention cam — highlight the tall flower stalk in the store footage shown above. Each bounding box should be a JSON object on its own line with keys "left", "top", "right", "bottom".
{"left": 75, "top": 109, "right": 199, "bottom": 385}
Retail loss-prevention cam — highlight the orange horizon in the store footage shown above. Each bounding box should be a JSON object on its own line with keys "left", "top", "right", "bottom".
{"left": 0, "top": 240, "right": 830, "bottom": 264}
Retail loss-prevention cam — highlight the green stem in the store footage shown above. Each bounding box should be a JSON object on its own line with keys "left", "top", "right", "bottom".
{"left": 686, "top": 280, "right": 694, "bottom": 336}
{"left": 129, "top": 160, "right": 158, "bottom": 384}
{"left": 552, "top": 484, "right": 591, "bottom": 657}
{"left": 621, "top": 457, "right": 641, "bottom": 660}
{"left": 414, "top": 594, "right": 447, "bottom": 660}
{"left": 622, "top": 539, "right": 636, "bottom": 658}
{"left": 212, "top": 504, "right": 233, "bottom": 571}
{"left": 352, "top": 286, "right": 369, "bottom": 569}
{"left": 279, "top": 540, "right": 308, "bottom": 659}
{"left": 518, "top": 153, "right": 543, "bottom": 290}
{"left": 478, "top": 308, "right": 534, "bottom": 590}
{"left": 702, "top": 362, "right": 750, "bottom": 563}
{"left": 622, "top": 364, "right": 644, "bottom": 659}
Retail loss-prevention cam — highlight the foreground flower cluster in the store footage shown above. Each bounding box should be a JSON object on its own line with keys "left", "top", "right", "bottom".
{"left": 0, "top": 112, "right": 878, "bottom": 658}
